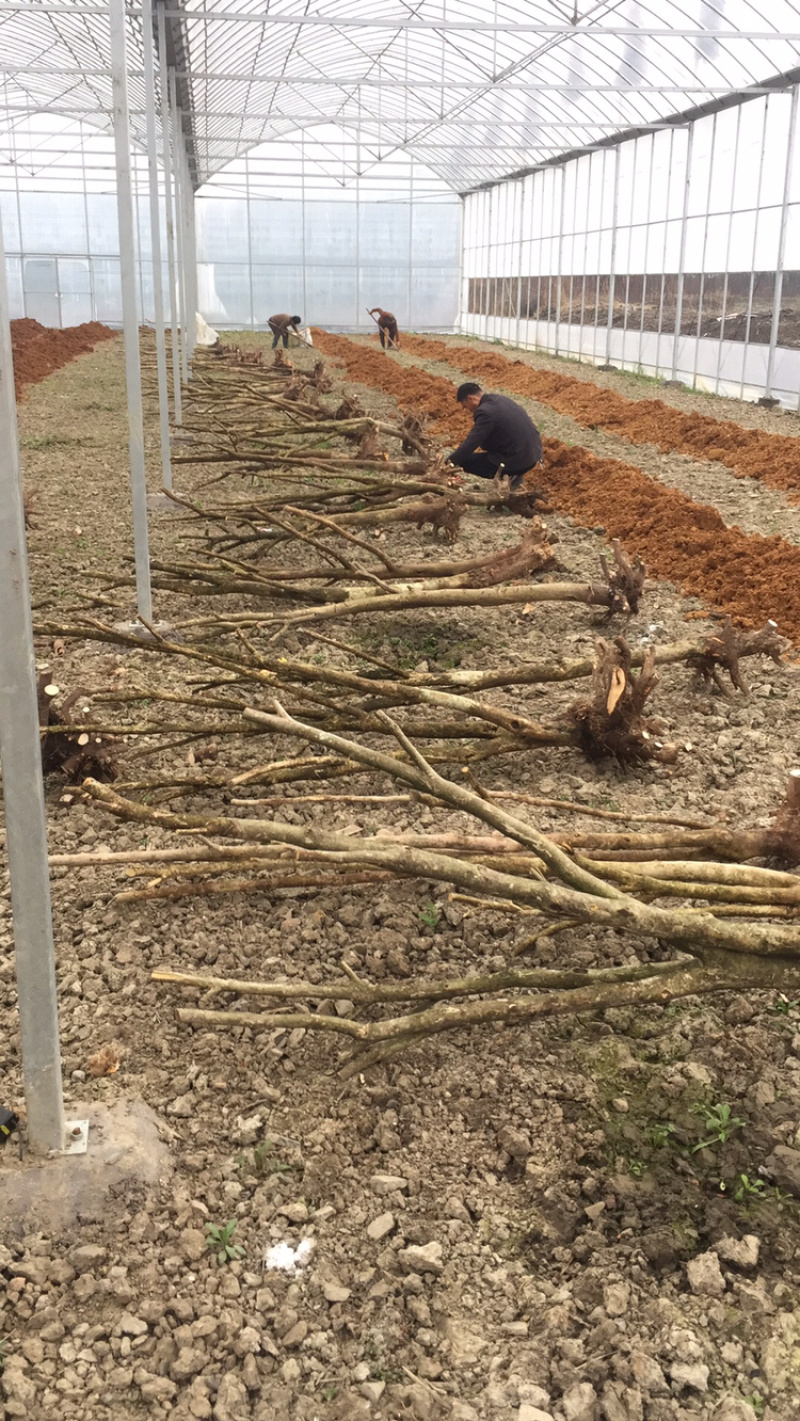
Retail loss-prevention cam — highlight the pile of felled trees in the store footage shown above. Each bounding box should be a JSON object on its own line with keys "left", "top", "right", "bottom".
{"left": 33, "top": 340, "right": 800, "bottom": 1072}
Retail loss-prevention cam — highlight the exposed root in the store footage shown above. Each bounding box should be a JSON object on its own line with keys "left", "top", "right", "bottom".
{"left": 688, "top": 616, "right": 786, "bottom": 694}
{"left": 599, "top": 539, "right": 646, "bottom": 614}
{"left": 334, "top": 393, "right": 365, "bottom": 422}
{"left": 37, "top": 672, "right": 117, "bottom": 781}
{"left": 400, "top": 412, "right": 430, "bottom": 456}
{"left": 570, "top": 637, "right": 677, "bottom": 764}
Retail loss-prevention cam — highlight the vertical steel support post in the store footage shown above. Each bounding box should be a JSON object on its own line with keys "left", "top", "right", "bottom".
{"left": 656, "top": 131, "right": 675, "bottom": 369}
{"left": 638, "top": 134, "right": 654, "bottom": 373}
{"left": 80, "top": 122, "right": 97, "bottom": 323}
{"left": 591, "top": 156, "right": 602, "bottom": 364}
{"left": 157, "top": 4, "right": 181, "bottom": 424}
{"left": 183, "top": 163, "right": 197, "bottom": 359}
{"left": 579, "top": 158, "right": 590, "bottom": 354}
{"left": 740, "top": 98, "right": 769, "bottom": 399}
{"left": 407, "top": 158, "right": 414, "bottom": 331}
{"left": 142, "top": 0, "right": 171, "bottom": 489}
{"left": 715, "top": 104, "right": 742, "bottom": 396}
{"left": 485, "top": 188, "right": 494, "bottom": 341}
{"left": 246, "top": 153, "right": 254, "bottom": 328}
{"left": 0, "top": 213, "right": 66, "bottom": 1155}
{"left": 15, "top": 125, "right": 27, "bottom": 321}
{"left": 621, "top": 138, "right": 637, "bottom": 367}
{"left": 671, "top": 124, "right": 694, "bottom": 382}
{"left": 568, "top": 161, "right": 579, "bottom": 358}
{"left": 766, "top": 84, "right": 799, "bottom": 400}
{"left": 482, "top": 192, "right": 490, "bottom": 339}
{"left": 692, "top": 115, "right": 717, "bottom": 388}
{"left": 170, "top": 75, "right": 189, "bottom": 388}
{"left": 355, "top": 99, "right": 361, "bottom": 330}
{"left": 538, "top": 169, "right": 548, "bottom": 352}
{"left": 515, "top": 179, "right": 525, "bottom": 348}
{"left": 605, "top": 145, "right": 621, "bottom": 364}
{"left": 109, "top": 0, "right": 152, "bottom": 621}
{"left": 555, "top": 168, "right": 566, "bottom": 357}
{"left": 300, "top": 137, "right": 308, "bottom": 325}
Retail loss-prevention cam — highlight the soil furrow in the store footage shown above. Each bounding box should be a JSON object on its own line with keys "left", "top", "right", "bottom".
{"left": 392, "top": 344, "right": 800, "bottom": 548}
{"left": 400, "top": 332, "right": 800, "bottom": 500}
{"left": 313, "top": 328, "right": 800, "bottom": 645}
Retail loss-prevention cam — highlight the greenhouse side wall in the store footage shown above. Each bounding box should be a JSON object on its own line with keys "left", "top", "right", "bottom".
{"left": 460, "top": 86, "right": 800, "bottom": 409}
{"left": 0, "top": 191, "right": 461, "bottom": 333}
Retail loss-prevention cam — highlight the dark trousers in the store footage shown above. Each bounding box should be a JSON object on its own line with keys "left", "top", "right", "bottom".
{"left": 271, "top": 329, "right": 289, "bottom": 349}
{"left": 379, "top": 325, "right": 398, "bottom": 348}
{"left": 456, "top": 452, "right": 509, "bottom": 480}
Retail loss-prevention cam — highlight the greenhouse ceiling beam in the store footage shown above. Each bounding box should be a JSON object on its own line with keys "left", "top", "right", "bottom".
{"left": 167, "top": 18, "right": 800, "bottom": 39}
{"left": 0, "top": 106, "right": 684, "bottom": 130}
{"left": 0, "top": 69, "right": 791, "bottom": 94}
{"left": 0, "top": 5, "right": 796, "bottom": 38}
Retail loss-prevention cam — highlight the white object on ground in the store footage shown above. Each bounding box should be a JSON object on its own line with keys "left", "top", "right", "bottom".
{"left": 195, "top": 312, "right": 219, "bottom": 346}
{"left": 263, "top": 1238, "right": 315, "bottom": 1273}
{"left": 289, "top": 326, "right": 314, "bottom": 347}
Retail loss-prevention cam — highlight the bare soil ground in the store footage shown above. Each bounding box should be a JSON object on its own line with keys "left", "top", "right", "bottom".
{"left": 2, "top": 329, "right": 800, "bottom": 1421}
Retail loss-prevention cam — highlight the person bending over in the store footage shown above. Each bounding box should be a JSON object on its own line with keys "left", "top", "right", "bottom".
{"left": 268, "top": 313, "right": 303, "bottom": 349}
{"left": 447, "top": 382, "right": 543, "bottom": 491}
{"left": 369, "top": 308, "right": 400, "bottom": 349}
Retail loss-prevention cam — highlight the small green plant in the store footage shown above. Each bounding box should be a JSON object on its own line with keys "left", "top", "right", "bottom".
{"left": 691, "top": 1101, "right": 746, "bottom": 1152}
{"left": 419, "top": 901, "right": 441, "bottom": 930}
{"left": 236, "top": 1139, "right": 294, "bottom": 1180}
{"left": 646, "top": 1121, "right": 676, "bottom": 1149}
{"left": 770, "top": 994, "right": 800, "bottom": 1015}
{"left": 205, "top": 1218, "right": 245, "bottom": 1264}
{"left": 744, "top": 1394, "right": 765, "bottom": 1417}
{"left": 253, "top": 1140, "right": 292, "bottom": 1177}
{"left": 626, "top": 1157, "right": 645, "bottom": 1178}
{"left": 732, "top": 1173, "right": 767, "bottom": 1202}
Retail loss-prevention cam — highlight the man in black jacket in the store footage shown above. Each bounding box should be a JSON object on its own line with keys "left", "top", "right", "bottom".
{"left": 447, "top": 382, "right": 543, "bottom": 491}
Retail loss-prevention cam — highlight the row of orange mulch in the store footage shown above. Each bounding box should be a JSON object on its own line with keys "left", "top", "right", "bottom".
{"left": 11, "top": 318, "right": 116, "bottom": 399}
{"left": 400, "top": 332, "right": 800, "bottom": 500}
{"left": 313, "top": 328, "right": 800, "bottom": 646}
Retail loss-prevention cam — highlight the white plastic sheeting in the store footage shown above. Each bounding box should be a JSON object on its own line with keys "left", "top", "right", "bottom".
{"left": 461, "top": 84, "right": 800, "bottom": 406}
{"left": 197, "top": 194, "right": 461, "bottom": 331}
{"left": 1, "top": 186, "right": 461, "bottom": 332}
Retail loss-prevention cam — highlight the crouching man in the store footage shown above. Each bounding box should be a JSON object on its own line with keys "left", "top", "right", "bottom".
{"left": 447, "top": 382, "right": 543, "bottom": 491}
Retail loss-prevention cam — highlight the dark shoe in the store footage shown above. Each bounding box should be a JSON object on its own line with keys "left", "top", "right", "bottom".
{"left": 508, "top": 472, "right": 525, "bottom": 492}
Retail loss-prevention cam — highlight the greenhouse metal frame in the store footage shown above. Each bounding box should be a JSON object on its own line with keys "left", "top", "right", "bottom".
{"left": 3, "top": 0, "right": 800, "bottom": 1149}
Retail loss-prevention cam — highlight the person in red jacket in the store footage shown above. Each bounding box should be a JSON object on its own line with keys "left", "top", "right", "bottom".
{"left": 368, "top": 308, "right": 400, "bottom": 349}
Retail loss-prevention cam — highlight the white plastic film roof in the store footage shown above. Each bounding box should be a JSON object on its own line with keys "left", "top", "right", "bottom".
{"left": 3, "top": 0, "right": 800, "bottom": 195}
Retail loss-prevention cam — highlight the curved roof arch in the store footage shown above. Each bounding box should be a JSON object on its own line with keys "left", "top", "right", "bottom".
{"left": 2, "top": 0, "right": 800, "bottom": 195}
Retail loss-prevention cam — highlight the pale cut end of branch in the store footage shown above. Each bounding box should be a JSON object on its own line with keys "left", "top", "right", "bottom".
{"left": 570, "top": 637, "right": 676, "bottom": 765}
{"left": 767, "top": 769, "right": 800, "bottom": 864}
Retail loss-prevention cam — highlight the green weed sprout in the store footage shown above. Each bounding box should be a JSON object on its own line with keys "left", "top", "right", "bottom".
{"left": 205, "top": 1219, "right": 245, "bottom": 1264}
{"left": 691, "top": 1101, "right": 746, "bottom": 1152}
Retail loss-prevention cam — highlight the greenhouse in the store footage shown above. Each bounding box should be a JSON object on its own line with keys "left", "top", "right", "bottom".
{"left": 4, "top": 6, "right": 800, "bottom": 1421}
{"left": 3, "top": 2, "right": 800, "bottom": 396}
